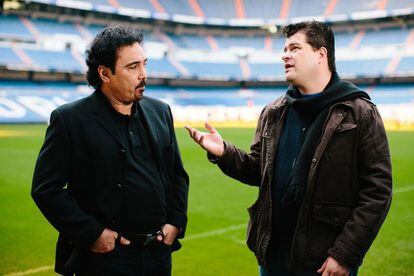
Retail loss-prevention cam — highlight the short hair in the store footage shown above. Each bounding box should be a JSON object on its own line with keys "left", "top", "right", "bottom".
{"left": 282, "top": 21, "right": 336, "bottom": 72}
{"left": 85, "top": 25, "right": 143, "bottom": 89}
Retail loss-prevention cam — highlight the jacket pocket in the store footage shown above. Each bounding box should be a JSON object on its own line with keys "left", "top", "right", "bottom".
{"left": 246, "top": 201, "right": 259, "bottom": 253}
{"left": 323, "top": 123, "right": 357, "bottom": 165}
{"left": 334, "top": 123, "right": 357, "bottom": 134}
{"left": 312, "top": 203, "right": 353, "bottom": 226}
{"left": 307, "top": 203, "right": 353, "bottom": 263}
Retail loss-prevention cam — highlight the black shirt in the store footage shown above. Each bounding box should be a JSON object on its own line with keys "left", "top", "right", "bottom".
{"left": 99, "top": 93, "right": 167, "bottom": 233}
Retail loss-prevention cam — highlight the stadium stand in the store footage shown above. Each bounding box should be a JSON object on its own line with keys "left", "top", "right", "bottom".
{"left": 0, "top": 15, "right": 34, "bottom": 41}
{"left": 1, "top": 14, "right": 414, "bottom": 80}
{"left": 0, "top": 0, "right": 413, "bottom": 128}
{"left": 0, "top": 46, "right": 22, "bottom": 65}
{"left": 1, "top": 81, "right": 413, "bottom": 125}
{"left": 23, "top": 0, "right": 414, "bottom": 22}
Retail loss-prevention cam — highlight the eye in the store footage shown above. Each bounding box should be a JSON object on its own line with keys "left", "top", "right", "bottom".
{"left": 129, "top": 65, "right": 137, "bottom": 70}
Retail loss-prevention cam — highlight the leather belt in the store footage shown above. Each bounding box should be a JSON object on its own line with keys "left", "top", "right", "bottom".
{"left": 121, "top": 230, "right": 163, "bottom": 246}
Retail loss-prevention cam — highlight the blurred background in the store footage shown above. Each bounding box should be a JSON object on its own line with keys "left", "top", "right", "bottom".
{"left": 0, "top": 0, "right": 413, "bottom": 127}
{"left": 0, "top": 0, "right": 413, "bottom": 275}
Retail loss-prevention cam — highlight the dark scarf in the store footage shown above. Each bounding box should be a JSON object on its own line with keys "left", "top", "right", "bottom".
{"left": 282, "top": 72, "right": 370, "bottom": 205}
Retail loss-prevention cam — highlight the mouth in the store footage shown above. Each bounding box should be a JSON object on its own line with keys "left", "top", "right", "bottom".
{"left": 135, "top": 86, "right": 145, "bottom": 92}
{"left": 134, "top": 87, "right": 145, "bottom": 98}
{"left": 284, "top": 64, "right": 293, "bottom": 72}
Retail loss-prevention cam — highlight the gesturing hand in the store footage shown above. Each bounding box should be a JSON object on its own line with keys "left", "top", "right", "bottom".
{"left": 185, "top": 122, "right": 224, "bottom": 157}
{"left": 90, "top": 228, "right": 130, "bottom": 253}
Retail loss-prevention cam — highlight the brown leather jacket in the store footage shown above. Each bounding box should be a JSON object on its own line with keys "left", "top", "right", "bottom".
{"left": 215, "top": 96, "right": 392, "bottom": 270}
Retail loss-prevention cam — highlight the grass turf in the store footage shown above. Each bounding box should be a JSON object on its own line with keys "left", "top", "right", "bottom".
{"left": 0, "top": 124, "right": 413, "bottom": 275}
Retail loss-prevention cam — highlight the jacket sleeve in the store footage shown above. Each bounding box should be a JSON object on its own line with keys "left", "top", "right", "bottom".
{"left": 31, "top": 109, "right": 105, "bottom": 249}
{"left": 327, "top": 104, "right": 392, "bottom": 268}
{"left": 212, "top": 107, "right": 266, "bottom": 187}
{"left": 166, "top": 106, "right": 189, "bottom": 238}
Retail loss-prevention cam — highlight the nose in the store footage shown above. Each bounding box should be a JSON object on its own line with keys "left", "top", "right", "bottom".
{"left": 282, "top": 52, "right": 290, "bottom": 62}
{"left": 138, "top": 71, "right": 147, "bottom": 81}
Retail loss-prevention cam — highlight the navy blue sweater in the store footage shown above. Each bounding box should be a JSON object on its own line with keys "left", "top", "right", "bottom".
{"left": 271, "top": 93, "right": 320, "bottom": 245}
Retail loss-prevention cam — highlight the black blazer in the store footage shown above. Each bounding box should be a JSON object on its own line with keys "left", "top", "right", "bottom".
{"left": 32, "top": 90, "right": 189, "bottom": 274}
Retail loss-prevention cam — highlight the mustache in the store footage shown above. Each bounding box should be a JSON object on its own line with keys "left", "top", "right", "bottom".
{"left": 136, "top": 80, "right": 146, "bottom": 90}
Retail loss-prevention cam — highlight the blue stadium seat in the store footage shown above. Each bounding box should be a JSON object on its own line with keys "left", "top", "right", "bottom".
{"left": 214, "top": 35, "right": 265, "bottom": 49}
{"left": 249, "top": 62, "right": 285, "bottom": 80}
{"left": 289, "top": 0, "right": 327, "bottom": 18}
{"left": 396, "top": 57, "right": 414, "bottom": 73}
{"left": 337, "top": 59, "right": 389, "bottom": 76}
{"left": 30, "top": 18, "right": 81, "bottom": 36}
{"left": 85, "top": 24, "right": 105, "bottom": 37}
{"left": 197, "top": 0, "right": 236, "bottom": 18}
{"left": 332, "top": 0, "right": 380, "bottom": 15}
{"left": 116, "top": 0, "right": 156, "bottom": 11}
{"left": 243, "top": 0, "right": 282, "bottom": 19}
{"left": 147, "top": 58, "right": 179, "bottom": 76}
{"left": 0, "top": 15, "right": 33, "bottom": 40}
{"left": 24, "top": 49, "right": 83, "bottom": 72}
{"left": 0, "top": 46, "right": 23, "bottom": 65}
{"left": 158, "top": 0, "right": 195, "bottom": 15}
{"left": 360, "top": 28, "right": 411, "bottom": 46}
{"left": 181, "top": 61, "right": 242, "bottom": 79}
{"left": 334, "top": 32, "right": 355, "bottom": 48}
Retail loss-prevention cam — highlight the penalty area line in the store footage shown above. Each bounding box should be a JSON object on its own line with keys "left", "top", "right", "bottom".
{"left": 5, "top": 265, "right": 54, "bottom": 276}
{"left": 184, "top": 223, "right": 246, "bottom": 241}
{"left": 394, "top": 184, "right": 414, "bottom": 194}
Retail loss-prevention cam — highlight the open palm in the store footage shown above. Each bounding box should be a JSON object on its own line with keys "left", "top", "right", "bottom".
{"left": 185, "top": 122, "right": 224, "bottom": 157}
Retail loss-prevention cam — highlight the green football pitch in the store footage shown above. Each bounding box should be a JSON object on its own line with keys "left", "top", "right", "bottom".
{"left": 0, "top": 124, "right": 413, "bottom": 275}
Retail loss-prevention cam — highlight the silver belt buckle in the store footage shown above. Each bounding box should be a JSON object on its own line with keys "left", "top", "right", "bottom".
{"left": 143, "top": 234, "right": 154, "bottom": 245}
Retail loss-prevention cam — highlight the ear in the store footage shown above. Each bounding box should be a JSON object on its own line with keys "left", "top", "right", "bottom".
{"left": 98, "top": 65, "right": 111, "bottom": 84}
{"left": 318, "top": 47, "right": 328, "bottom": 64}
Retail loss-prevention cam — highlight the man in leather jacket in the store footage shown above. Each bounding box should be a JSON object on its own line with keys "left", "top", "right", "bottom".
{"left": 185, "top": 21, "right": 392, "bottom": 276}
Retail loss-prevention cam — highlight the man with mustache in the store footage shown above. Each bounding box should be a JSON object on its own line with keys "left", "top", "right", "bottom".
{"left": 32, "top": 25, "right": 189, "bottom": 275}
{"left": 186, "top": 21, "right": 391, "bottom": 275}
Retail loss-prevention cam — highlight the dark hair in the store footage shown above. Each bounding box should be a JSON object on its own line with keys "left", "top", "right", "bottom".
{"left": 282, "top": 21, "right": 336, "bottom": 72}
{"left": 85, "top": 25, "right": 143, "bottom": 89}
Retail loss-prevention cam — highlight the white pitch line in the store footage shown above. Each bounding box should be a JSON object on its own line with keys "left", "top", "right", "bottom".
{"left": 184, "top": 223, "right": 246, "bottom": 241}
{"left": 394, "top": 184, "right": 414, "bottom": 194}
{"left": 5, "top": 265, "right": 54, "bottom": 276}
{"left": 231, "top": 236, "right": 247, "bottom": 245}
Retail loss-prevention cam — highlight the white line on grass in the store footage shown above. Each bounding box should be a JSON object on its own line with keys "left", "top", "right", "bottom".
{"left": 394, "top": 184, "right": 414, "bottom": 194}
{"left": 231, "top": 236, "right": 247, "bottom": 245}
{"left": 184, "top": 223, "right": 246, "bottom": 241}
{"left": 5, "top": 265, "right": 54, "bottom": 276}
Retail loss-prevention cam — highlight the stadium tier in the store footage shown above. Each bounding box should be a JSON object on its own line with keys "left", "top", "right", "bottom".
{"left": 1, "top": 2, "right": 414, "bottom": 127}
{"left": 25, "top": 0, "right": 414, "bottom": 24}
{"left": 1, "top": 14, "right": 414, "bottom": 79}
{"left": 1, "top": 81, "right": 413, "bottom": 123}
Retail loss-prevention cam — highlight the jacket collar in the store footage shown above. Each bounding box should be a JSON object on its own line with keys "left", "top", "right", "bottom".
{"left": 90, "top": 90, "right": 126, "bottom": 148}
{"left": 267, "top": 96, "right": 288, "bottom": 121}
{"left": 90, "top": 90, "right": 158, "bottom": 148}
{"left": 137, "top": 99, "right": 159, "bottom": 147}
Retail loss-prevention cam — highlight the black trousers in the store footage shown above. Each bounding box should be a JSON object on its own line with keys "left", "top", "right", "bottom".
{"left": 76, "top": 241, "right": 172, "bottom": 276}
